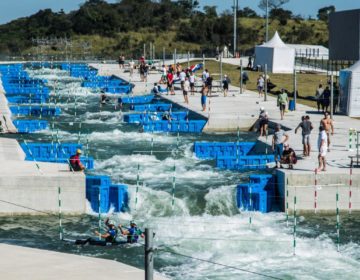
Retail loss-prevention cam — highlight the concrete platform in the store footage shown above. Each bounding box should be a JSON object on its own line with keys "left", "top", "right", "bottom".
{"left": 0, "top": 243, "right": 169, "bottom": 280}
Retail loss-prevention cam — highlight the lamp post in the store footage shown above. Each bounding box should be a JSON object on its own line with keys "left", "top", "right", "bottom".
{"left": 233, "top": 0, "right": 238, "bottom": 56}
{"left": 265, "top": 0, "right": 269, "bottom": 42}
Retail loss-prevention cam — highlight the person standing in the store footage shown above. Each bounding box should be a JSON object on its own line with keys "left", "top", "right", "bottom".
{"left": 222, "top": 74, "right": 230, "bottom": 97}
{"left": 257, "top": 75, "right": 264, "bottom": 98}
{"left": 179, "top": 69, "right": 186, "bottom": 90}
{"left": 183, "top": 77, "right": 190, "bottom": 104}
{"left": 277, "top": 89, "right": 288, "bottom": 120}
{"left": 202, "top": 69, "right": 209, "bottom": 83}
{"left": 315, "top": 84, "right": 324, "bottom": 112}
{"left": 258, "top": 107, "right": 269, "bottom": 137}
{"left": 272, "top": 124, "right": 289, "bottom": 168}
{"left": 320, "top": 111, "right": 334, "bottom": 151}
{"left": 322, "top": 86, "right": 331, "bottom": 112}
{"left": 206, "top": 75, "right": 213, "bottom": 96}
{"left": 242, "top": 71, "right": 249, "bottom": 92}
{"left": 189, "top": 72, "right": 196, "bottom": 95}
{"left": 118, "top": 55, "right": 125, "bottom": 69}
{"left": 317, "top": 126, "right": 328, "bottom": 172}
{"left": 295, "top": 115, "right": 313, "bottom": 156}
{"left": 129, "top": 59, "right": 135, "bottom": 78}
{"left": 201, "top": 85, "right": 207, "bottom": 111}
{"left": 167, "top": 71, "right": 174, "bottom": 95}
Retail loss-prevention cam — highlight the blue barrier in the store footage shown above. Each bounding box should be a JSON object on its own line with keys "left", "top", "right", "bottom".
{"left": 103, "top": 85, "right": 132, "bottom": 94}
{"left": 142, "top": 120, "right": 206, "bottom": 133}
{"left": 13, "top": 120, "right": 48, "bottom": 133}
{"left": 20, "top": 143, "right": 82, "bottom": 159}
{"left": 119, "top": 94, "right": 154, "bottom": 104}
{"left": 110, "top": 184, "right": 129, "bottom": 212}
{"left": 86, "top": 176, "right": 129, "bottom": 213}
{"left": 132, "top": 103, "right": 172, "bottom": 112}
{"left": 124, "top": 111, "right": 188, "bottom": 123}
{"left": 236, "top": 174, "right": 275, "bottom": 213}
{"left": 6, "top": 96, "right": 47, "bottom": 104}
{"left": 193, "top": 142, "right": 256, "bottom": 159}
{"left": 10, "top": 106, "right": 61, "bottom": 117}
{"left": 216, "top": 155, "right": 275, "bottom": 170}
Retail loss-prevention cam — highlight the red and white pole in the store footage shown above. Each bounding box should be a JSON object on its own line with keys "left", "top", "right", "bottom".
{"left": 314, "top": 168, "right": 318, "bottom": 214}
{"left": 349, "top": 163, "right": 353, "bottom": 214}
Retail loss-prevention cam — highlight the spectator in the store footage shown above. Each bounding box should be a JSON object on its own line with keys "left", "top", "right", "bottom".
{"left": 206, "top": 75, "right": 213, "bottom": 96}
{"left": 179, "top": 69, "right": 186, "bottom": 90}
{"left": 320, "top": 111, "right": 334, "bottom": 151}
{"left": 139, "top": 62, "right": 146, "bottom": 82}
{"left": 295, "top": 115, "right": 313, "bottom": 156}
{"left": 317, "top": 126, "right": 327, "bottom": 172}
{"left": 322, "top": 86, "right": 331, "bottom": 112}
{"left": 129, "top": 59, "right": 135, "bottom": 78}
{"left": 202, "top": 69, "right": 209, "bottom": 83}
{"left": 118, "top": 54, "right": 125, "bottom": 69}
{"left": 183, "top": 77, "right": 190, "bottom": 104}
{"left": 189, "top": 72, "right": 196, "bottom": 95}
{"left": 247, "top": 56, "right": 253, "bottom": 69}
{"left": 201, "top": 85, "right": 207, "bottom": 111}
{"left": 280, "top": 143, "right": 297, "bottom": 169}
{"left": 272, "top": 124, "right": 289, "bottom": 168}
{"left": 315, "top": 84, "right": 324, "bottom": 112}
{"left": 277, "top": 89, "right": 288, "bottom": 120}
{"left": 242, "top": 71, "right": 249, "bottom": 92}
{"left": 257, "top": 75, "right": 264, "bottom": 98}
{"left": 258, "top": 107, "right": 269, "bottom": 137}
{"left": 222, "top": 74, "right": 230, "bottom": 97}
{"left": 152, "top": 83, "right": 160, "bottom": 94}
{"left": 167, "top": 71, "right": 174, "bottom": 95}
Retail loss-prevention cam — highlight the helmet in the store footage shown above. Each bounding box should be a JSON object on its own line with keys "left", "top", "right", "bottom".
{"left": 76, "top": 149, "right": 82, "bottom": 154}
{"left": 260, "top": 107, "right": 265, "bottom": 111}
{"left": 108, "top": 220, "right": 115, "bottom": 226}
{"left": 130, "top": 220, "right": 136, "bottom": 225}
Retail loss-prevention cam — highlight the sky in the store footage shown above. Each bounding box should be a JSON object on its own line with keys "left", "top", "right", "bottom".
{"left": 0, "top": 0, "right": 359, "bottom": 24}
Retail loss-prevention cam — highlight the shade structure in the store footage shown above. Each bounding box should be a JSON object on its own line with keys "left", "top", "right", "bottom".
{"left": 254, "top": 31, "right": 295, "bottom": 74}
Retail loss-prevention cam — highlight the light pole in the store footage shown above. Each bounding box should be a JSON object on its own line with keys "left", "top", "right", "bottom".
{"left": 233, "top": 0, "right": 238, "bottom": 56}
{"left": 265, "top": 0, "right": 269, "bottom": 42}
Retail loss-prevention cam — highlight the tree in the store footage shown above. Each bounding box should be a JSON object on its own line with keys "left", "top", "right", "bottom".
{"left": 258, "top": 0, "right": 290, "bottom": 11}
{"left": 269, "top": 8, "right": 292, "bottom": 25}
{"left": 238, "top": 7, "right": 258, "bottom": 18}
{"left": 203, "top": 6, "right": 217, "bottom": 18}
{"left": 317, "top": 5, "right": 335, "bottom": 21}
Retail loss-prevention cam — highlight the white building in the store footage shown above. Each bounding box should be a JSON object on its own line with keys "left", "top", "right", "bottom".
{"left": 254, "top": 31, "right": 295, "bottom": 74}
{"left": 286, "top": 44, "right": 329, "bottom": 59}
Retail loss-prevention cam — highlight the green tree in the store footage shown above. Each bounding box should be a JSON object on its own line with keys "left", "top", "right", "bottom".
{"left": 317, "top": 5, "right": 335, "bottom": 21}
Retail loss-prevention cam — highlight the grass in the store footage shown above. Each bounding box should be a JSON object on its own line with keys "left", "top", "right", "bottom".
{"left": 182, "top": 60, "right": 328, "bottom": 108}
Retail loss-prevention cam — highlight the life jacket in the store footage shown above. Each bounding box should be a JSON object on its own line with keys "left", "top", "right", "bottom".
{"left": 69, "top": 155, "right": 80, "bottom": 170}
{"left": 127, "top": 227, "right": 140, "bottom": 243}
{"left": 105, "top": 228, "right": 118, "bottom": 243}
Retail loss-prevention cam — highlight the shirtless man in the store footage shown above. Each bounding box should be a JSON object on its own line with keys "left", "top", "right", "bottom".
{"left": 320, "top": 111, "right": 334, "bottom": 151}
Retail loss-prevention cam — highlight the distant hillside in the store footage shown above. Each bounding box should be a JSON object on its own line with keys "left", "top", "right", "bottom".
{"left": 0, "top": 0, "right": 329, "bottom": 59}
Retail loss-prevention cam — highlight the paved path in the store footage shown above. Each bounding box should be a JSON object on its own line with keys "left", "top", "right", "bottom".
{"left": 0, "top": 243, "right": 169, "bottom": 280}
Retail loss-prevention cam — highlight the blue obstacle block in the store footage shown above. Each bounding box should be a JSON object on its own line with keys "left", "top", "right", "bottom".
{"left": 86, "top": 175, "right": 111, "bottom": 213}
{"left": 110, "top": 184, "right": 129, "bottom": 212}
{"left": 236, "top": 175, "right": 275, "bottom": 213}
{"left": 131, "top": 103, "right": 172, "bottom": 112}
{"left": 10, "top": 106, "right": 61, "bottom": 117}
{"left": 6, "top": 96, "right": 47, "bottom": 104}
{"left": 193, "top": 142, "right": 256, "bottom": 159}
{"left": 119, "top": 94, "right": 155, "bottom": 104}
{"left": 20, "top": 143, "right": 83, "bottom": 159}
{"left": 13, "top": 120, "right": 48, "bottom": 133}
{"left": 216, "top": 155, "right": 275, "bottom": 170}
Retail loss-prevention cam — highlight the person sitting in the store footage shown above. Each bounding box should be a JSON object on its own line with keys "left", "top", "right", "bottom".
{"left": 280, "top": 143, "right": 297, "bottom": 169}
{"left": 118, "top": 221, "right": 145, "bottom": 244}
{"left": 69, "top": 149, "right": 85, "bottom": 172}
{"left": 152, "top": 83, "right": 160, "bottom": 94}
{"left": 75, "top": 218, "right": 118, "bottom": 246}
{"left": 0, "top": 120, "right": 3, "bottom": 133}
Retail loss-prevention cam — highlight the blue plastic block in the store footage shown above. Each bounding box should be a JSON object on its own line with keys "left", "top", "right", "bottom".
{"left": 132, "top": 103, "right": 172, "bottom": 112}
{"left": 88, "top": 185, "right": 110, "bottom": 213}
{"left": 86, "top": 175, "right": 111, "bottom": 202}
{"left": 13, "top": 120, "right": 48, "bottom": 133}
{"left": 110, "top": 184, "right": 129, "bottom": 212}
{"left": 119, "top": 94, "right": 154, "bottom": 104}
{"left": 216, "top": 155, "right": 275, "bottom": 170}
{"left": 236, "top": 184, "right": 271, "bottom": 213}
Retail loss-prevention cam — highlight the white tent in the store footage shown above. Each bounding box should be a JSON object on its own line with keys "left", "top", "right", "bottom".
{"left": 254, "top": 31, "right": 295, "bottom": 74}
{"left": 339, "top": 60, "right": 360, "bottom": 117}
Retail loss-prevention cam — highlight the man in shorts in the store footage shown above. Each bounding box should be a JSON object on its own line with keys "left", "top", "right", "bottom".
{"left": 189, "top": 72, "right": 195, "bottom": 95}
{"left": 317, "top": 126, "right": 328, "bottom": 172}
{"left": 320, "top": 111, "right": 334, "bottom": 152}
{"left": 183, "top": 77, "right": 190, "bottom": 104}
{"left": 295, "top": 115, "right": 313, "bottom": 156}
{"left": 272, "top": 123, "right": 289, "bottom": 168}
{"left": 277, "top": 88, "right": 288, "bottom": 120}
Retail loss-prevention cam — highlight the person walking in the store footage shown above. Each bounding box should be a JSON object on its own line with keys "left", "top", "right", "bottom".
{"left": 167, "top": 71, "right": 174, "bottom": 95}
{"left": 315, "top": 84, "right": 324, "bottom": 112}
{"left": 317, "top": 126, "right": 328, "bottom": 172}
{"left": 272, "top": 124, "right": 289, "bottom": 168}
{"left": 277, "top": 89, "right": 288, "bottom": 120}
{"left": 189, "top": 72, "right": 196, "bottom": 95}
{"left": 295, "top": 115, "right": 313, "bottom": 157}
{"left": 320, "top": 111, "right": 334, "bottom": 151}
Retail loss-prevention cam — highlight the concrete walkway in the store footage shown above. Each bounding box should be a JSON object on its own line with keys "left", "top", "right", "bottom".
{"left": 0, "top": 243, "right": 169, "bottom": 280}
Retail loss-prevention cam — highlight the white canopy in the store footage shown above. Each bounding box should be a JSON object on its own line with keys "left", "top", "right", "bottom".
{"left": 254, "top": 31, "right": 295, "bottom": 74}
{"left": 339, "top": 60, "right": 360, "bottom": 117}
